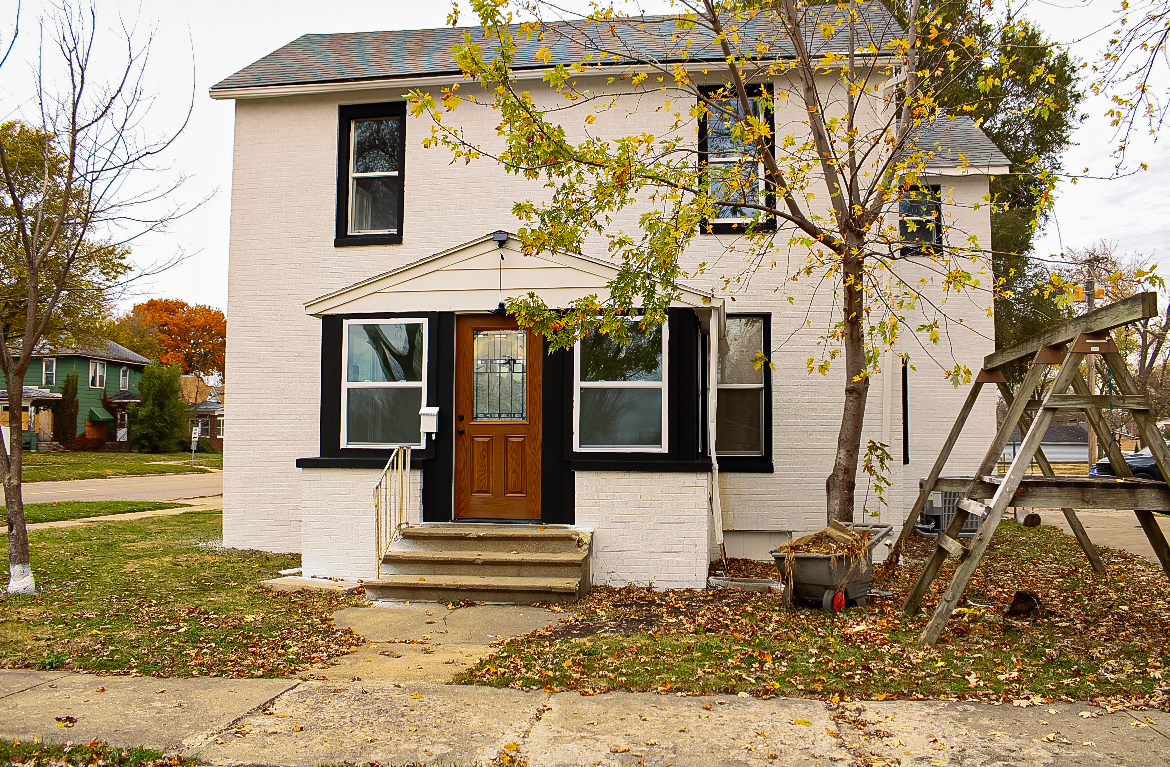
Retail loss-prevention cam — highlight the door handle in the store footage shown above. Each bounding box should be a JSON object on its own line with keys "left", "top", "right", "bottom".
{"left": 457, "top": 428, "right": 465, "bottom": 435}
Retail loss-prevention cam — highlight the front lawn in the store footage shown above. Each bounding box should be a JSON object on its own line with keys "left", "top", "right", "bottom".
{"left": 0, "top": 739, "right": 188, "bottom": 767}
{"left": 0, "top": 511, "right": 364, "bottom": 676}
{"left": 4, "top": 501, "right": 188, "bottom": 526}
{"left": 460, "top": 522, "right": 1170, "bottom": 707}
{"left": 22, "top": 452, "right": 222, "bottom": 483}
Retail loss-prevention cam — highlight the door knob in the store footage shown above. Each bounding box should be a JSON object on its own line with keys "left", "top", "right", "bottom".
{"left": 457, "top": 428, "right": 465, "bottom": 435}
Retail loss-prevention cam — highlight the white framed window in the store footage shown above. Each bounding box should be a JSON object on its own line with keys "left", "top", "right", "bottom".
{"left": 717, "top": 316, "right": 767, "bottom": 456}
{"left": 899, "top": 184, "right": 942, "bottom": 256}
{"left": 342, "top": 319, "right": 427, "bottom": 447}
{"left": 119, "top": 366, "right": 129, "bottom": 391}
{"left": 89, "top": 360, "right": 106, "bottom": 389}
{"left": 574, "top": 322, "right": 668, "bottom": 452}
{"left": 42, "top": 358, "right": 55, "bottom": 386}
{"left": 217, "top": 416, "right": 224, "bottom": 437}
{"left": 348, "top": 117, "right": 403, "bottom": 235}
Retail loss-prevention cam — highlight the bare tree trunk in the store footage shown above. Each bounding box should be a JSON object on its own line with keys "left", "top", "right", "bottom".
{"left": 4, "top": 367, "right": 33, "bottom": 594}
{"left": 826, "top": 245, "right": 870, "bottom": 524}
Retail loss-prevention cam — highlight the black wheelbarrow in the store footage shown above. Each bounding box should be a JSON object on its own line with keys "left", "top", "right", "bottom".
{"left": 771, "top": 523, "right": 892, "bottom": 613}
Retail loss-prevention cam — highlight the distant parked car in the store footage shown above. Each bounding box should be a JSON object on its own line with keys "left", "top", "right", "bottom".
{"left": 1090, "top": 445, "right": 1168, "bottom": 481}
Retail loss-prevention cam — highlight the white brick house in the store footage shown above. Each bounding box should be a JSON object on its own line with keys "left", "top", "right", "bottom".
{"left": 210, "top": 6, "right": 1005, "bottom": 591}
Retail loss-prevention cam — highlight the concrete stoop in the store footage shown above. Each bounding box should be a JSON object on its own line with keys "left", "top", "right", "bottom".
{"left": 363, "top": 524, "right": 592, "bottom": 604}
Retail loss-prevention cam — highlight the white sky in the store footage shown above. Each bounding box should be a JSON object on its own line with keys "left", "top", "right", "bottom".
{"left": 0, "top": 0, "right": 1163, "bottom": 313}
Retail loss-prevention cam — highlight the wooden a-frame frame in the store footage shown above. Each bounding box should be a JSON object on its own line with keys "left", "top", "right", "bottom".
{"left": 889, "top": 292, "right": 1170, "bottom": 646}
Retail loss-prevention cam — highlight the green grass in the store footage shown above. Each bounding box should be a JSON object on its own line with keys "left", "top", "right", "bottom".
{"left": 459, "top": 522, "right": 1170, "bottom": 706}
{"left": 0, "top": 510, "right": 365, "bottom": 676}
{"left": 2, "top": 501, "right": 188, "bottom": 525}
{"left": 0, "top": 739, "right": 190, "bottom": 767}
{"left": 21, "top": 452, "right": 222, "bottom": 483}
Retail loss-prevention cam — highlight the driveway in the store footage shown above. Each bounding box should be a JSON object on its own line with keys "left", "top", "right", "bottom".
{"left": 21, "top": 471, "right": 223, "bottom": 504}
{"left": 1039, "top": 508, "right": 1170, "bottom": 565}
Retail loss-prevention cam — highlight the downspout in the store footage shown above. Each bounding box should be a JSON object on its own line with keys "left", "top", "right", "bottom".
{"left": 706, "top": 304, "right": 726, "bottom": 561}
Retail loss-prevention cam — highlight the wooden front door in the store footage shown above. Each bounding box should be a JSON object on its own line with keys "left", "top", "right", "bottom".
{"left": 454, "top": 315, "right": 542, "bottom": 519}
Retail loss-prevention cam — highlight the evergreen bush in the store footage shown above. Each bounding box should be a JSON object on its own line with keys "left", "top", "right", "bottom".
{"left": 128, "top": 363, "right": 188, "bottom": 453}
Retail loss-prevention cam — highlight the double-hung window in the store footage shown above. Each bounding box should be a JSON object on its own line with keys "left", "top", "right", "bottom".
{"left": 700, "top": 85, "right": 773, "bottom": 233}
{"left": 119, "top": 366, "right": 129, "bottom": 391}
{"left": 899, "top": 185, "right": 942, "bottom": 256}
{"left": 336, "top": 102, "right": 406, "bottom": 246}
{"left": 89, "top": 360, "right": 106, "bottom": 389}
{"left": 575, "top": 323, "right": 668, "bottom": 452}
{"left": 42, "top": 358, "right": 55, "bottom": 386}
{"left": 716, "top": 316, "right": 767, "bottom": 456}
{"left": 217, "top": 416, "right": 225, "bottom": 437}
{"left": 342, "top": 319, "right": 427, "bottom": 447}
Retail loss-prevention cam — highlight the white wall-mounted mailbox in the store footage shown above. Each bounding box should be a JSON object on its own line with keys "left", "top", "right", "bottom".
{"left": 419, "top": 406, "right": 440, "bottom": 435}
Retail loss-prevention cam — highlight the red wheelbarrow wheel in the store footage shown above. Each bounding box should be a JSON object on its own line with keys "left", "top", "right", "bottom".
{"left": 822, "top": 590, "right": 846, "bottom": 614}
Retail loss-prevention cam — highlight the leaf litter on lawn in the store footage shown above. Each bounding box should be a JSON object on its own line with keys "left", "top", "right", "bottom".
{"left": 458, "top": 521, "right": 1170, "bottom": 709}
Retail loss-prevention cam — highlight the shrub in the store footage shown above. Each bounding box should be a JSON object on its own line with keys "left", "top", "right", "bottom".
{"left": 195, "top": 436, "right": 219, "bottom": 454}
{"left": 51, "top": 373, "right": 79, "bottom": 445}
{"left": 128, "top": 363, "right": 188, "bottom": 453}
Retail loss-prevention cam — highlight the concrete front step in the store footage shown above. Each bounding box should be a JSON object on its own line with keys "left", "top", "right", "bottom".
{"left": 392, "top": 524, "right": 592, "bottom": 555}
{"left": 381, "top": 549, "right": 586, "bottom": 578}
{"left": 363, "top": 574, "right": 583, "bottom": 604}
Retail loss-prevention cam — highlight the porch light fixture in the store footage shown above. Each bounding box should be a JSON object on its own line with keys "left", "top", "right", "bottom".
{"left": 492, "top": 230, "right": 509, "bottom": 314}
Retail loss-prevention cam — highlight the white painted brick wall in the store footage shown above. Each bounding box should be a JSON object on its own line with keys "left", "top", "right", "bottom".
{"left": 575, "top": 471, "right": 712, "bottom": 589}
{"left": 299, "top": 467, "right": 424, "bottom": 580}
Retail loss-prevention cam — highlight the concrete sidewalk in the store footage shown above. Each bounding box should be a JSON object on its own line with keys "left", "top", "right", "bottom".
{"left": 21, "top": 471, "right": 223, "bottom": 504}
{"left": 1, "top": 671, "right": 1166, "bottom": 766}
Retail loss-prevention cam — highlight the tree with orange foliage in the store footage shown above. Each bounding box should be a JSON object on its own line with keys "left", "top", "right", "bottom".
{"left": 111, "top": 299, "right": 226, "bottom": 378}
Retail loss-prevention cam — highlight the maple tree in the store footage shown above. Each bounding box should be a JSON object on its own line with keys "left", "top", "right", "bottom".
{"left": 111, "top": 299, "right": 226, "bottom": 379}
{"left": 412, "top": 0, "right": 1062, "bottom": 524}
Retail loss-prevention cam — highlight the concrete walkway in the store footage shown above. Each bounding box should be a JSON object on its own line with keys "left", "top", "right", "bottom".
{"left": 21, "top": 470, "right": 223, "bottom": 504}
{"left": 1, "top": 671, "right": 1166, "bottom": 766}
{"left": 1039, "top": 508, "right": 1170, "bottom": 565}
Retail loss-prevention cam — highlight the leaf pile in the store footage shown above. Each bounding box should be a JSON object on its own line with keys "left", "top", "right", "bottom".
{"left": 708, "top": 558, "right": 779, "bottom": 579}
{"left": 0, "top": 738, "right": 190, "bottom": 767}
{"left": 0, "top": 511, "right": 365, "bottom": 677}
{"left": 459, "top": 521, "right": 1170, "bottom": 708}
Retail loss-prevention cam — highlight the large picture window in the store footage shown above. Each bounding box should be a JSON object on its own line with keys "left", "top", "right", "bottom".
{"left": 699, "top": 85, "right": 774, "bottom": 233}
{"left": 574, "top": 323, "right": 668, "bottom": 452}
{"left": 336, "top": 102, "right": 406, "bottom": 246}
{"left": 342, "top": 319, "right": 427, "bottom": 447}
{"left": 716, "top": 316, "right": 767, "bottom": 456}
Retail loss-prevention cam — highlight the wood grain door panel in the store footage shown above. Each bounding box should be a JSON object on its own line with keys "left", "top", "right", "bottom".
{"left": 454, "top": 315, "right": 542, "bottom": 519}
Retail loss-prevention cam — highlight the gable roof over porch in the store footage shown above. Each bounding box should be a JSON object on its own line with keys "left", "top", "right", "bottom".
{"left": 305, "top": 232, "right": 721, "bottom": 316}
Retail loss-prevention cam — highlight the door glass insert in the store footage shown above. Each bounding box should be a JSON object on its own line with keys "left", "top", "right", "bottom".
{"left": 473, "top": 330, "right": 526, "bottom": 420}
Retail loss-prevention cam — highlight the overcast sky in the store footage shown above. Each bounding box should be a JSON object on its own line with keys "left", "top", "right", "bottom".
{"left": 0, "top": 0, "right": 1163, "bottom": 314}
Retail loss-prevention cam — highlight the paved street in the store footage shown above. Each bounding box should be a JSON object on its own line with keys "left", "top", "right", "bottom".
{"left": 1039, "top": 508, "right": 1170, "bottom": 565}
{"left": 22, "top": 471, "right": 222, "bottom": 504}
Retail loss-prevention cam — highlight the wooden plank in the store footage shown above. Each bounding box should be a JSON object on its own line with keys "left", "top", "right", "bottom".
{"left": 984, "top": 292, "right": 1157, "bottom": 371}
{"left": 1041, "top": 394, "right": 1148, "bottom": 410}
{"left": 937, "top": 476, "right": 1170, "bottom": 508}
{"left": 888, "top": 381, "right": 986, "bottom": 567}
{"left": 936, "top": 533, "right": 964, "bottom": 558}
{"left": 1003, "top": 380, "right": 1107, "bottom": 576}
{"left": 957, "top": 498, "right": 987, "bottom": 517}
{"left": 903, "top": 359, "right": 1051, "bottom": 615}
{"left": 919, "top": 351, "right": 1086, "bottom": 646}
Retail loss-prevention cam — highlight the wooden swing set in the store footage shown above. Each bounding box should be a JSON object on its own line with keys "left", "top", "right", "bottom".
{"left": 888, "top": 291, "right": 1170, "bottom": 646}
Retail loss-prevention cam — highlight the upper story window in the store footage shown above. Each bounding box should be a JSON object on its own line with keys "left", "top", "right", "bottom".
{"left": 89, "top": 360, "right": 106, "bottom": 389}
{"left": 342, "top": 319, "right": 427, "bottom": 447}
{"left": 574, "top": 323, "right": 668, "bottom": 453}
{"left": 699, "top": 85, "right": 774, "bottom": 234}
{"left": 336, "top": 102, "right": 406, "bottom": 247}
{"left": 119, "top": 366, "right": 129, "bottom": 391}
{"left": 716, "top": 316, "right": 769, "bottom": 457}
{"left": 899, "top": 184, "right": 942, "bottom": 257}
{"left": 42, "top": 358, "right": 55, "bottom": 387}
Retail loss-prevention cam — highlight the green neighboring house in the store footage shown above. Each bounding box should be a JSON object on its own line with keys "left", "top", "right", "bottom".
{"left": 33, "top": 341, "right": 151, "bottom": 446}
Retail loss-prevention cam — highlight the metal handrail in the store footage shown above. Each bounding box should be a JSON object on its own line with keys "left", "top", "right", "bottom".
{"left": 373, "top": 446, "right": 411, "bottom": 577}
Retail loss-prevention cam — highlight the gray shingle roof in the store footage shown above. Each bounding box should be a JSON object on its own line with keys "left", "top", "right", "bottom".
{"left": 1009, "top": 424, "right": 1088, "bottom": 444}
{"left": 212, "top": 5, "right": 900, "bottom": 93}
{"left": 908, "top": 115, "right": 1010, "bottom": 169}
{"left": 41, "top": 340, "right": 151, "bottom": 366}
{"left": 0, "top": 387, "right": 62, "bottom": 403}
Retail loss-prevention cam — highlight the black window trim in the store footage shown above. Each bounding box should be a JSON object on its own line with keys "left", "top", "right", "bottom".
{"left": 335, "top": 101, "right": 407, "bottom": 247}
{"left": 698, "top": 83, "right": 776, "bottom": 235}
{"left": 715, "top": 312, "right": 774, "bottom": 473}
{"left": 898, "top": 183, "right": 943, "bottom": 258}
